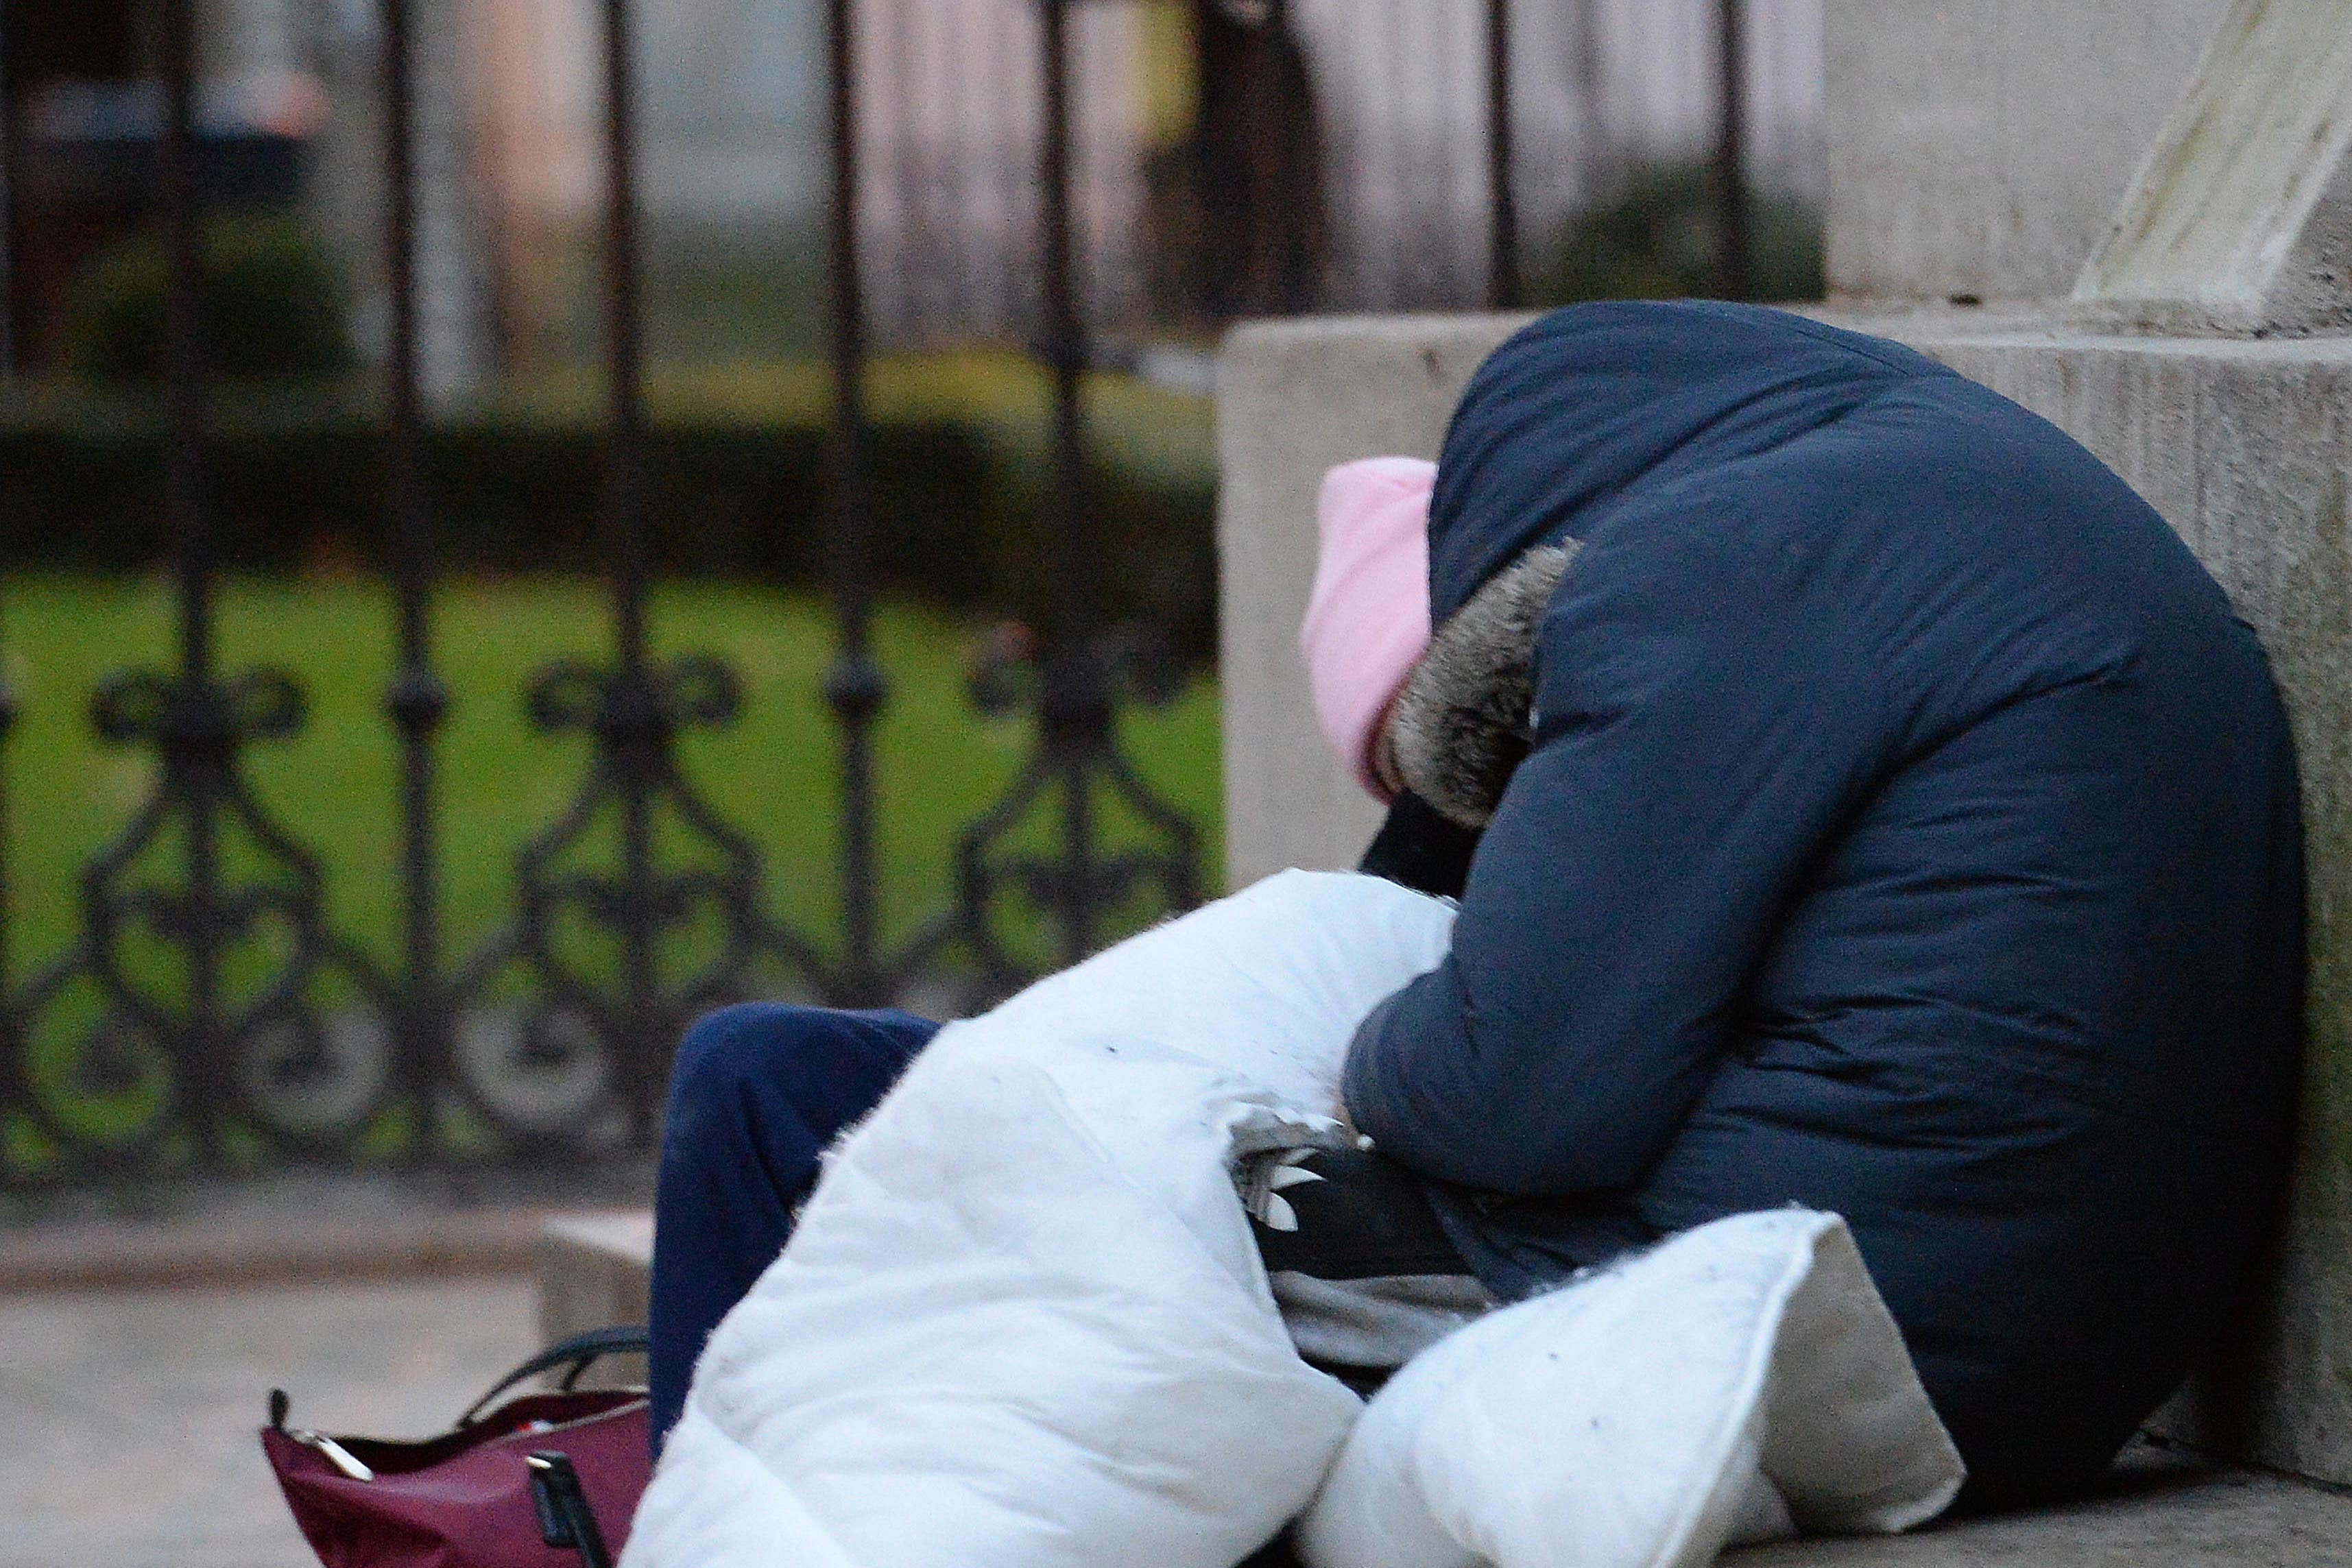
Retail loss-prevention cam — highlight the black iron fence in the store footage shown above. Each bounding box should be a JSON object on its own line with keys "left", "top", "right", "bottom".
{"left": 0, "top": 0, "right": 1803, "bottom": 1187}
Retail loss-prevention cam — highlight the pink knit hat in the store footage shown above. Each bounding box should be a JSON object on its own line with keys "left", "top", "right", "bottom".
{"left": 1299, "top": 456, "right": 1437, "bottom": 800}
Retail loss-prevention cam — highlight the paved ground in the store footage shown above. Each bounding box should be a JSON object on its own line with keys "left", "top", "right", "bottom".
{"left": 8, "top": 1257, "right": 2349, "bottom": 1568}
{"left": 0, "top": 1276, "right": 539, "bottom": 1568}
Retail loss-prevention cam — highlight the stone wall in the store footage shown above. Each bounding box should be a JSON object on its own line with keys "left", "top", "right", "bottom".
{"left": 1216, "top": 313, "right": 1531, "bottom": 889}
{"left": 1821, "top": 0, "right": 2229, "bottom": 305}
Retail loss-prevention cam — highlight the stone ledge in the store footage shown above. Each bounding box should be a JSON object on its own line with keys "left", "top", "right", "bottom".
{"left": 533, "top": 1214, "right": 2352, "bottom": 1562}
{"left": 1734, "top": 1443, "right": 2352, "bottom": 1567}
{"left": 1217, "top": 312, "right": 1535, "bottom": 888}
{"left": 0, "top": 1205, "right": 554, "bottom": 1292}
{"left": 537, "top": 1211, "right": 652, "bottom": 1332}
{"left": 536, "top": 1211, "right": 653, "bottom": 1389}
{"left": 0, "top": 1163, "right": 656, "bottom": 1291}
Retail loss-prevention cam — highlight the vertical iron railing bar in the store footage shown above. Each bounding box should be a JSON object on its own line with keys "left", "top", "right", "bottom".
{"left": 0, "top": 4, "right": 16, "bottom": 379}
{"left": 1038, "top": 0, "right": 1101, "bottom": 969}
{"left": 1379, "top": 0, "right": 1415, "bottom": 305}
{"left": 1434, "top": 1, "right": 1465, "bottom": 304}
{"left": 0, "top": 597, "right": 11, "bottom": 1146}
{"left": 1004, "top": 6, "right": 1031, "bottom": 334}
{"left": 454, "top": 3, "right": 801, "bottom": 1154}
{"left": 1251, "top": 1, "right": 1290, "bottom": 312}
{"left": 0, "top": 9, "right": 16, "bottom": 1013}
{"left": 1485, "top": 0, "right": 1517, "bottom": 309}
{"left": 1040, "top": 0, "right": 1092, "bottom": 628}
{"left": 821, "top": 0, "right": 889, "bottom": 1006}
{"left": 1713, "top": 0, "right": 1751, "bottom": 301}
{"left": 379, "top": 0, "right": 450, "bottom": 1153}
{"left": 162, "top": 0, "right": 213, "bottom": 682}
{"left": 1755, "top": 16, "right": 1786, "bottom": 200}
{"left": 878, "top": 0, "right": 913, "bottom": 335}
{"left": 892, "top": 0, "right": 1205, "bottom": 998}
{"left": 0, "top": 581, "right": 10, "bottom": 1017}
{"left": 598, "top": 0, "right": 652, "bottom": 677}
{"left": 159, "top": 0, "right": 230, "bottom": 1157}
{"left": 1675, "top": 7, "right": 1706, "bottom": 175}
{"left": 1570, "top": 0, "right": 1607, "bottom": 209}
{"left": 595, "top": 0, "right": 662, "bottom": 1135}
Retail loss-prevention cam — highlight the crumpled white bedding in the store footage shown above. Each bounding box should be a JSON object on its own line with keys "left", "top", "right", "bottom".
{"left": 623, "top": 871, "right": 1964, "bottom": 1568}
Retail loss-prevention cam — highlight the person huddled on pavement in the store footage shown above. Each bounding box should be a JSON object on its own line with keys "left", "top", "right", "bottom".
{"left": 646, "top": 301, "right": 2304, "bottom": 1517}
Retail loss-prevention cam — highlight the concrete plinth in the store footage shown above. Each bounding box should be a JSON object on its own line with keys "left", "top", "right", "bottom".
{"left": 1821, "top": 0, "right": 2231, "bottom": 306}
{"left": 1736, "top": 1442, "right": 2352, "bottom": 1566}
{"left": 536, "top": 1211, "right": 653, "bottom": 1389}
{"left": 1216, "top": 313, "right": 1532, "bottom": 889}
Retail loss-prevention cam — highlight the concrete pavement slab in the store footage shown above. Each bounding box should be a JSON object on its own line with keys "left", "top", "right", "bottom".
{"left": 0, "top": 1277, "right": 537, "bottom": 1568}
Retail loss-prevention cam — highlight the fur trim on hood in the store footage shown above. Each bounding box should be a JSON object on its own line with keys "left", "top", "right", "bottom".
{"left": 1388, "top": 540, "right": 1576, "bottom": 829}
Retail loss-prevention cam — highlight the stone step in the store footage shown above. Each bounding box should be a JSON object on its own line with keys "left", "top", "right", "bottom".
{"left": 534, "top": 1212, "right": 2352, "bottom": 1562}
{"left": 1736, "top": 1443, "right": 2352, "bottom": 1567}
{"left": 536, "top": 1210, "right": 652, "bottom": 1389}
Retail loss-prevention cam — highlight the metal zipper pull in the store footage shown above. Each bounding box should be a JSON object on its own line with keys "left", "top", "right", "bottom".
{"left": 292, "top": 1428, "right": 376, "bottom": 1482}
{"left": 268, "top": 1389, "right": 375, "bottom": 1480}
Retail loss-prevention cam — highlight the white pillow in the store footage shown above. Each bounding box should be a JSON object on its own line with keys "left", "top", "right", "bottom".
{"left": 628, "top": 871, "right": 1458, "bottom": 1568}
{"left": 1295, "top": 1209, "right": 1965, "bottom": 1568}
{"left": 631, "top": 871, "right": 1963, "bottom": 1568}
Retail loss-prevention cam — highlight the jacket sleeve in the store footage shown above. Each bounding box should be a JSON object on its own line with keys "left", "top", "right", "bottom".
{"left": 1341, "top": 492, "right": 1901, "bottom": 1196}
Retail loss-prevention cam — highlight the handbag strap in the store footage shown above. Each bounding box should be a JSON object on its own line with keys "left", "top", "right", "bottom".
{"left": 459, "top": 1325, "right": 650, "bottom": 1427}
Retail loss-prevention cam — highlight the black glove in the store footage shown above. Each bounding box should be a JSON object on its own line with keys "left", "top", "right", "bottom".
{"left": 1357, "top": 790, "right": 1479, "bottom": 901}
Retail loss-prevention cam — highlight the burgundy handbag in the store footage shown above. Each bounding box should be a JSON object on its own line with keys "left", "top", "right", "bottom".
{"left": 262, "top": 1325, "right": 652, "bottom": 1568}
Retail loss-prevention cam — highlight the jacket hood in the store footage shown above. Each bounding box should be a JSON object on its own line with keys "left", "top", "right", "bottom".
{"left": 1426, "top": 301, "right": 1954, "bottom": 622}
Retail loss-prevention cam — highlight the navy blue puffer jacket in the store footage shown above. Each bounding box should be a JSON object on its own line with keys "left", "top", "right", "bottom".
{"left": 1343, "top": 302, "right": 2304, "bottom": 1508}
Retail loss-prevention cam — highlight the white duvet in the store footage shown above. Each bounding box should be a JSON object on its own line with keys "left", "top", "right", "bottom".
{"left": 624, "top": 871, "right": 1964, "bottom": 1568}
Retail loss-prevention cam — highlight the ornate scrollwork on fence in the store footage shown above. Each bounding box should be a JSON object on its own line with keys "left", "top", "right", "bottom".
{"left": 446, "top": 653, "right": 826, "bottom": 1148}
{"left": 0, "top": 0, "right": 1213, "bottom": 1189}
{"left": 891, "top": 623, "right": 1201, "bottom": 1008}
{"left": 10, "top": 668, "right": 398, "bottom": 1176}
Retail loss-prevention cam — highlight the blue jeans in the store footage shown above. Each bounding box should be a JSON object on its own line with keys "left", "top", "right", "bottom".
{"left": 647, "top": 1002, "right": 939, "bottom": 1450}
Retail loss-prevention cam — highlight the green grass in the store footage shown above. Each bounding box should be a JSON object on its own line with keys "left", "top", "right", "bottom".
{"left": 3, "top": 574, "right": 1223, "bottom": 998}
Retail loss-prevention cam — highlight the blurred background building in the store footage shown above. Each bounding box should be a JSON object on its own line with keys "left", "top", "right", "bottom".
{"left": 5, "top": 0, "right": 1825, "bottom": 382}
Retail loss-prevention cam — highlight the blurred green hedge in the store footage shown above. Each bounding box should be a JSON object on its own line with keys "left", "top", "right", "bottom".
{"left": 1529, "top": 161, "right": 1825, "bottom": 308}
{"left": 64, "top": 214, "right": 357, "bottom": 385}
{"left": 0, "top": 353, "right": 1220, "bottom": 660}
